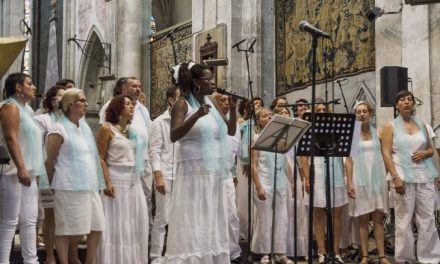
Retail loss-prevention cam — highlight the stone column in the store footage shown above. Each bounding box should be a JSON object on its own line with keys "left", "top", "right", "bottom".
{"left": 374, "top": 0, "right": 403, "bottom": 127}
{"left": 116, "top": 0, "right": 143, "bottom": 77}
{"left": 430, "top": 4, "right": 440, "bottom": 142}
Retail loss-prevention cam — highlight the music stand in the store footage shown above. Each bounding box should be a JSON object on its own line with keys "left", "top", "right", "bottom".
{"left": 252, "top": 115, "right": 311, "bottom": 263}
{"left": 297, "top": 112, "right": 356, "bottom": 263}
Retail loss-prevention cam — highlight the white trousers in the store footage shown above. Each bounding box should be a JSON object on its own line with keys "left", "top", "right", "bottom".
{"left": 392, "top": 182, "right": 440, "bottom": 263}
{"left": 140, "top": 160, "right": 153, "bottom": 226}
{"left": 235, "top": 161, "right": 250, "bottom": 240}
{"left": 0, "top": 176, "right": 39, "bottom": 264}
{"left": 251, "top": 191, "right": 288, "bottom": 254}
{"left": 150, "top": 178, "right": 172, "bottom": 259}
{"left": 224, "top": 178, "right": 241, "bottom": 260}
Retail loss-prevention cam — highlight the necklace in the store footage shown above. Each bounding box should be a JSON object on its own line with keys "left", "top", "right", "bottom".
{"left": 116, "top": 124, "right": 128, "bottom": 136}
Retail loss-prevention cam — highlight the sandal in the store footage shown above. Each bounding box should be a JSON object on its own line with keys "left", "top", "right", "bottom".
{"left": 359, "top": 256, "right": 369, "bottom": 264}
{"left": 379, "top": 256, "right": 391, "bottom": 264}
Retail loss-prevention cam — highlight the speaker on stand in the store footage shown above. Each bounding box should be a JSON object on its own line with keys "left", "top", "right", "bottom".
{"left": 380, "top": 66, "right": 408, "bottom": 107}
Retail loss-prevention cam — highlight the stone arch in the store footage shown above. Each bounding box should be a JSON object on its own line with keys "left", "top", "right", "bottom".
{"left": 78, "top": 30, "right": 106, "bottom": 112}
{"left": 78, "top": 28, "right": 108, "bottom": 131}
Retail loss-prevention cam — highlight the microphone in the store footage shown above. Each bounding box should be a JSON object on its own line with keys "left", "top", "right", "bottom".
{"left": 232, "top": 39, "right": 247, "bottom": 49}
{"left": 298, "top": 21, "right": 331, "bottom": 39}
{"left": 215, "top": 88, "right": 246, "bottom": 101}
{"left": 331, "top": 98, "right": 341, "bottom": 105}
{"left": 334, "top": 78, "right": 348, "bottom": 84}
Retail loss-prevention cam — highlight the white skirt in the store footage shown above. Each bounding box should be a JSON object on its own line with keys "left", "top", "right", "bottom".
{"left": 304, "top": 181, "right": 348, "bottom": 208}
{"left": 54, "top": 190, "right": 105, "bottom": 236}
{"left": 348, "top": 185, "right": 389, "bottom": 217}
{"left": 165, "top": 159, "right": 229, "bottom": 264}
{"left": 97, "top": 165, "right": 149, "bottom": 264}
{"left": 286, "top": 178, "right": 309, "bottom": 257}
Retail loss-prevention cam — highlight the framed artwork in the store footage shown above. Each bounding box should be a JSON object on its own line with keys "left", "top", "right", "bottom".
{"left": 275, "top": 0, "right": 375, "bottom": 95}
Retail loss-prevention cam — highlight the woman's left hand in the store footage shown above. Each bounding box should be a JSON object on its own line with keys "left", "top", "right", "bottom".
{"left": 412, "top": 150, "right": 427, "bottom": 162}
{"left": 229, "top": 96, "right": 238, "bottom": 109}
{"left": 104, "top": 184, "right": 115, "bottom": 198}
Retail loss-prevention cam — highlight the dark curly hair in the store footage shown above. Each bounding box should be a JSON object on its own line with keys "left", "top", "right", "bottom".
{"left": 269, "top": 96, "right": 288, "bottom": 111}
{"left": 177, "top": 63, "right": 210, "bottom": 97}
{"left": 4, "top": 72, "right": 31, "bottom": 98}
{"left": 43, "top": 85, "right": 66, "bottom": 112}
{"left": 105, "top": 94, "right": 134, "bottom": 124}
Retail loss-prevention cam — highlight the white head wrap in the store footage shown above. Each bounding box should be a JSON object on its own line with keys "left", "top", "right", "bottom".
{"left": 171, "top": 61, "right": 196, "bottom": 85}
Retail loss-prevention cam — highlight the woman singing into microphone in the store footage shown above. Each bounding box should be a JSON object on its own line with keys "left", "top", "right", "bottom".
{"left": 165, "top": 62, "right": 237, "bottom": 263}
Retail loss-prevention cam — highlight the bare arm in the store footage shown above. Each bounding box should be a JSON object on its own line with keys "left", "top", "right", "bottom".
{"left": 0, "top": 104, "right": 30, "bottom": 186}
{"left": 345, "top": 157, "right": 355, "bottom": 198}
{"left": 226, "top": 97, "right": 237, "bottom": 136}
{"left": 251, "top": 144, "right": 266, "bottom": 200}
{"left": 96, "top": 124, "right": 114, "bottom": 198}
{"left": 170, "top": 98, "right": 209, "bottom": 142}
{"left": 45, "top": 133, "right": 63, "bottom": 185}
{"left": 300, "top": 156, "right": 310, "bottom": 193}
{"left": 381, "top": 122, "right": 405, "bottom": 195}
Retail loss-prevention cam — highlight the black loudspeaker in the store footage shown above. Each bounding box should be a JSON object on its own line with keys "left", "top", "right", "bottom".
{"left": 380, "top": 66, "right": 408, "bottom": 107}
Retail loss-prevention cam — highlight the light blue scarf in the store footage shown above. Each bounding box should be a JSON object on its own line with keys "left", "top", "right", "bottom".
{"left": 265, "top": 152, "right": 288, "bottom": 193}
{"left": 187, "top": 93, "right": 232, "bottom": 177}
{"left": 393, "top": 115, "right": 438, "bottom": 182}
{"left": 127, "top": 127, "right": 146, "bottom": 177}
{"left": 137, "top": 103, "right": 151, "bottom": 148}
{"left": 3, "top": 97, "right": 49, "bottom": 189}
{"left": 239, "top": 119, "right": 254, "bottom": 165}
{"left": 59, "top": 116, "right": 105, "bottom": 191}
{"left": 354, "top": 124, "right": 385, "bottom": 193}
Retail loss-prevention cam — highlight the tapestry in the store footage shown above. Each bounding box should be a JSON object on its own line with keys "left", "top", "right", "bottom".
{"left": 150, "top": 22, "right": 192, "bottom": 118}
{"left": 275, "top": 0, "right": 375, "bottom": 94}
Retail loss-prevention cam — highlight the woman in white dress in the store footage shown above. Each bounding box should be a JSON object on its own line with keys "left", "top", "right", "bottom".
{"left": 345, "top": 101, "right": 389, "bottom": 264}
{"left": 251, "top": 107, "right": 294, "bottom": 264}
{"left": 166, "top": 62, "right": 237, "bottom": 263}
{"left": 273, "top": 106, "right": 309, "bottom": 259}
{"left": 96, "top": 94, "right": 149, "bottom": 264}
{"left": 45, "top": 88, "right": 105, "bottom": 264}
{"left": 382, "top": 90, "right": 440, "bottom": 263}
{"left": 35, "top": 84, "right": 66, "bottom": 264}
{"left": 301, "top": 101, "right": 347, "bottom": 264}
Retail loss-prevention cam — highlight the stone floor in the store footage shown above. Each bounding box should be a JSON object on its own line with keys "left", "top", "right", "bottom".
{"left": 10, "top": 236, "right": 396, "bottom": 264}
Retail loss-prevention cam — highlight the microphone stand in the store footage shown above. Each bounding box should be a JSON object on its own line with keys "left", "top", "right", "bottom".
{"left": 336, "top": 81, "right": 349, "bottom": 113}
{"left": 234, "top": 38, "right": 256, "bottom": 264}
{"left": 307, "top": 33, "right": 318, "bottom": 264}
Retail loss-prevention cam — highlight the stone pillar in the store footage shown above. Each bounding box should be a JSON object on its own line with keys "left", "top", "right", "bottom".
{"left": 402, "top": 5, "right": 431, "bottom": 124}
{"left": 430, "top": 4, "right": 440, "bottom": 141}
{"left": 374, "top": 0, "right": 403, "bottom": 127}
{"left": 116, "top": 0, "right": 143, "bottom": 77}
{"left": 44, "top": 2, "right": 59, "bottom": 93}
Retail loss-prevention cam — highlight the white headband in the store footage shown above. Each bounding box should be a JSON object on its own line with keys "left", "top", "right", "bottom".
{"left": 171, "top": 61, "right": 196, "bottom": 84}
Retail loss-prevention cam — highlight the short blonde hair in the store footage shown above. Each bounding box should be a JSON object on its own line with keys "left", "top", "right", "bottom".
{"left": 60, "top": 88, "right": 84, "bottom": 115}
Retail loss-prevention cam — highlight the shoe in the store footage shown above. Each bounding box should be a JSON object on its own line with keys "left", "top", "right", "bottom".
{"left": 359, "top": 256, "right": 369, "bottom": 264}
{"left": 274, "top": 254, "right": 294, "bottom": 264}
{"left": 231, "top": 256, "right": 243, "bottom": 264}
{"left": 260, "top": 255, "right": 270, "bottom": 264}
{"left": 318, "top": 254, "right": 326, "bottom": 264}
{"left": 150, "top": 257, "right": 163, "bottom": 264}
{"left": 379, "top": 256, "right": 391, "bottom": 264}
{"left": 335, "top": 254, "right": 345, "bottom": 264}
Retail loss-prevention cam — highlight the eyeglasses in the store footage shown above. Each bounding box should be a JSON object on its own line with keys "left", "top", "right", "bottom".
{"left": 74, "top": 98, "right": 87, "bottom": 103}
{"left": 199, "top": 75, "right": 214, "bottom": 81}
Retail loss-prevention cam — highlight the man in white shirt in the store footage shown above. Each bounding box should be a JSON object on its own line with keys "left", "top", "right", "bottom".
{"left": 99, "top": 77, "right": 153, "bottom": 217}
{"left": 212, "top": 93, "right": 242, "bottom": 264}
{"left": 148, "top": 87, "right": 180, "bottom": 264}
